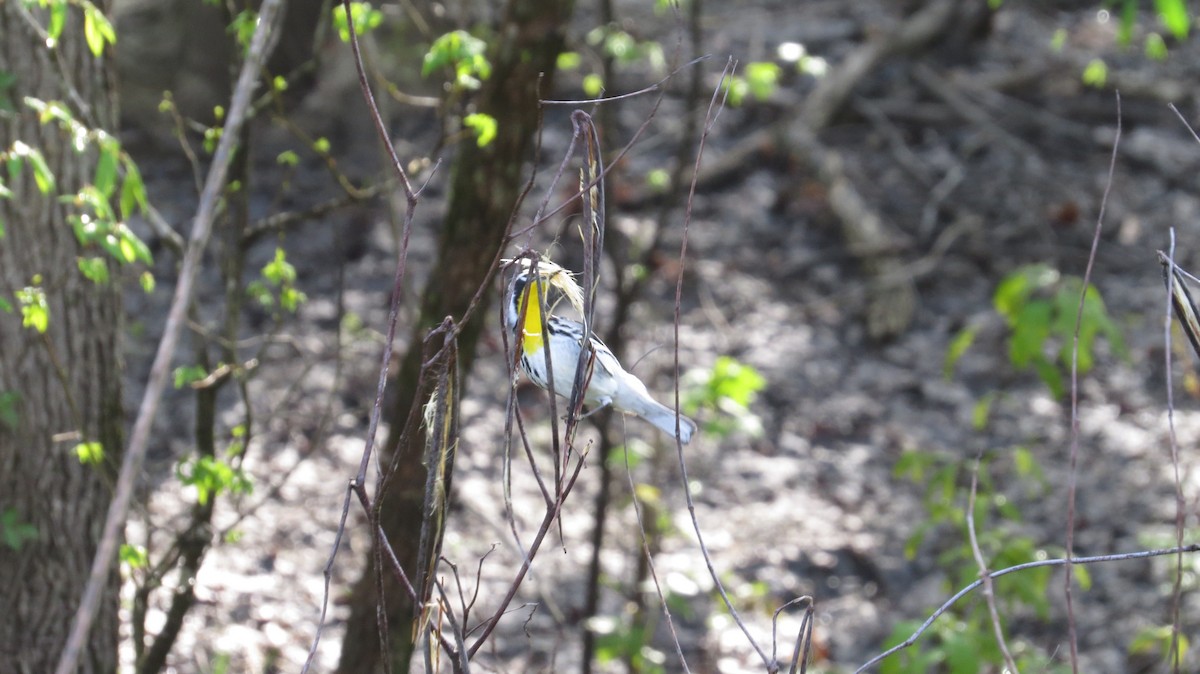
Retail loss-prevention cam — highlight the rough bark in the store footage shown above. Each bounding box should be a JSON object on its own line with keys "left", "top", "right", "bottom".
{"left": 335, "top": 0, "right": 574, "bottom": 671}
{"left": 0, "top": 2, "right": 124, "bottom": 673}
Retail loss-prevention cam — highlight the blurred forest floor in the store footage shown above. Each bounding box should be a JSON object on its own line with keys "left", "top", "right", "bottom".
{"left": 117, "top": 1, "right": 1200, "bottom": 671}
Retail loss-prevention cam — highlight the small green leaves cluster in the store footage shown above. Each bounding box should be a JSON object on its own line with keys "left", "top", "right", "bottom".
{"left": 332, "top": 2, "right": 383, "bottom": 43}
{"left": 15, "top": 285, "right": 49, "bottom": 333}
{"left": 420, "top": 30, "right": 498, "bottom": 147}
{"left": 1, "top": 97, "right": 153, "bottom": 329}
{"left": 28, "top": 0, "right": 116, "bottom": 56}
{"left": 1129, "top": 625, "right": 1189, "bottom": 669}
{"left": 463, "top": 113, "right": 497, "bottom": 147}
{"left": 945, "top": 264, "right": 1125, "bottom": 399}
{"left": 176, "top": 454, "right": 253, "bottom": 507}
{"left": 1060, "top": 0, "right": 1191, "bottom": 86}
{"left": 722, "top": 62, "right": 782, "bottom": 107}
{"left": 589, "top": 618, "right": 665, "bottom": 674}
{"left": 887, "top": 448, "right": 1076, "bottom": 674}
{"left": 683, "top": 355, "right": 765, "bottom": 438}
{"left": 558, "top": 26, "right": 667, "bottom": 98}
{"left": 423, "top": 30, "right": 492, "bottom": 91}
{"left": 719, "top": 42, "right": 827, "bottom": 107}
{"left": 119, "top": 542, "right": 149, "bottom": 570}
{"left": 247, "top": 247, "right": 307, "bottom": 313}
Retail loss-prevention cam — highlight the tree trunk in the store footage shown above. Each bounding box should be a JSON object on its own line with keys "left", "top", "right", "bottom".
{"left": 0, "top": 3, "right": 124, "bottom": 673}
{"left": 335, "top": 0, "right": 574, "bottom": 671}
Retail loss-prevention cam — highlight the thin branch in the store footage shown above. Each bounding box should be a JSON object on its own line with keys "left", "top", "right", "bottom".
{"left": 55, "top": 2, "right": 285, "bottom": 671}
{"left": 855, "top": 544, "right": 1200, "bottom": 673}
{"left": 671, "top": 57, "right": 774, "bottom": 668}
{"left": 1063, "top": 90, "right": 1120, "bottom": 674}
{"left": 301, "top": 0, "right": 425, "bottom": 666}
{"left": 1160, "top": 229, "right": 1187, "bottom": 674}
{"left": 1165, "top": 100, "right": 1200, "bottom": 672}
{"left": 623, "top": 431, "right": 691, "bottom": 673}
{"left": 965, "top": 455, "right": 1019, "bottom": 674}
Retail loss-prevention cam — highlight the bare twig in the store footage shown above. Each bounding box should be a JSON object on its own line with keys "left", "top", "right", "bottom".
{"left": 623, "top": 426, "right": 691, "bottom": 673}
{"left": 672, "top": 57, "right": 777, "bottom": 668}
{"left": 770, "top": 596, "right": 814, "bottom": 674}
{"left": 1063, "top": 91, "right": 1120, "bottom": 674}
{"left": 1160, "top": 233, "right": 1186, "bottom": 674}
{"left": 54, "top": 2, "right": 285, "bottom": 671}
{"left": 965, "top": 455, "right": 1019, "bottom": 674}
{"left": 301, "top": 0, "right": 426, "bottom": 666}
{"left": 1165, "top": 100, "right": 1200, "bottom": 671}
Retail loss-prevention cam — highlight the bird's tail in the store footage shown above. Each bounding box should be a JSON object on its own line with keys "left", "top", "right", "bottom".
{"left": 615, "top": 374, "right": 697, "bottom": 444}
{"left": 641, "top": 399, "right": 697, "bottom": 444}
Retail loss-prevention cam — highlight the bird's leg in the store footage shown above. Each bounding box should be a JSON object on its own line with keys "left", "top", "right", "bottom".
{"left": 575, "top": 396, "right": 613, "bottom": 420}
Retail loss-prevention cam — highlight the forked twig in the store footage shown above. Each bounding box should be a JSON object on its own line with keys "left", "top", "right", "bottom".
{"left": 966, "top": 454, "right": 1019, "bottom": 673}
{"left": 301, "top": 0, "right": 428, "bottom": 668}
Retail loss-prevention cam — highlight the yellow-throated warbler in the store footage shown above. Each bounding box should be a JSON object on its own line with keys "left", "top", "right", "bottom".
{"left": 504, "top": 263, "right": 697, "bottom": 444}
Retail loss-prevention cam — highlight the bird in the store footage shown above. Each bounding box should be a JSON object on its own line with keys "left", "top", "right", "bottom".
{"left": 504, "top": 262, "right": 697, "bottom": 444}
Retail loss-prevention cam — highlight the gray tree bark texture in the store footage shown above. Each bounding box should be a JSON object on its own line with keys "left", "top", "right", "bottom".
{"left": 0, "top": 3, "right": 124, "bottom": 672}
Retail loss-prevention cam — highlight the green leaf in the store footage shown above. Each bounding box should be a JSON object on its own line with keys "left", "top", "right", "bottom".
{"left": 74, "top": 441, "right": 104, "bottom": 465}
{"left": 943, "top": 326, "right": 976, "bottom": 379}
{"left": 312, "top": 137, "right": 331, "bottom": 154}
{"left": 1012, "top": 446, "right": 1036, "bottom": 477}
{"left": 276, "top": 150, "right": 299, "bottom": 167}
{"left": 1118, "top": 0, "right": 1136, "bottom": 46}
{"left": 176, "top": 455, "right": 253, "bottom": 506}
{"left": 721, "top": 75, "right": 748, "bottom": 107}
{"left": 645, "top": 168, "right": 670, "bottom": 193}
{"left": 11, "top": 142, "right": 56, "bottom": 194}
{"left": 116, "top": 225, "right": 152, "bottom": 264}
{"left": 139, "top": 271, "right": 155, "bottom": 293}
{"left": 227, "top": 10, "right": 258, "bottom": 49}
{"left": 971, "top": 392, "right": 994, "bottom": 431}
{"left": 119, "top": 158, "right": 147, "bottom": 218}
{"left": 119, "top": 543, "right": 149, "bottom": 569}
{"left": 93, "top": 142, "right": 118, "bottom": 197}
{"left": 77, "top": 256, "right": 109, "bottom": 284}
{"left": 173, "top": 365, "right": 208, "bottom": 389}
{"left": 942, "top": 630, "right": 982, "bottom": 674}
{"left": 83, "top": 12, "right": 104, "bottom": 57}
{"left": 556, "top": 51, "right": 581, "bottom": 70}
{"left": 582, "top": 73, "right": 604, "bottom": 98}
{"left": 332, "top": 2, "right": 384, "bottom": 42}
{"left": 423, "top": 30, "right": 488, "bottom": 77}
{"left": 263, "top": 247, "right": 296, "bottom": 285}
{"left": 744, "top": 62, "right": 782, "bottom": 102}
{"left": 16, "top": 286, "right": 49, "bottom": 333}
{"left": 1146, "top": 32, "right": 1169, "bottom": 60}
{"left": 48, "top": 1, "right": 67, "bottom": 44}
{"left": 1031, "top": 355, "right": 1064, "bottom": 398}
{"left": 463, "top": 112, "right": 497, "bottom": 147}
{"left": 1156, "top": 0, "right": 1189, "bottom": 40}
{"left": 1008, "top": 299, "right": 1052, "bottom": 368}
{"left": 1082, "top": 59, "right": 1107, "bottom": 88}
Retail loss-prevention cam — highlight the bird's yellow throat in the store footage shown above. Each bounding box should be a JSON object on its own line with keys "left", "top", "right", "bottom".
{"left": 519, "top": 279, "right": 545, "bottom": 354}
